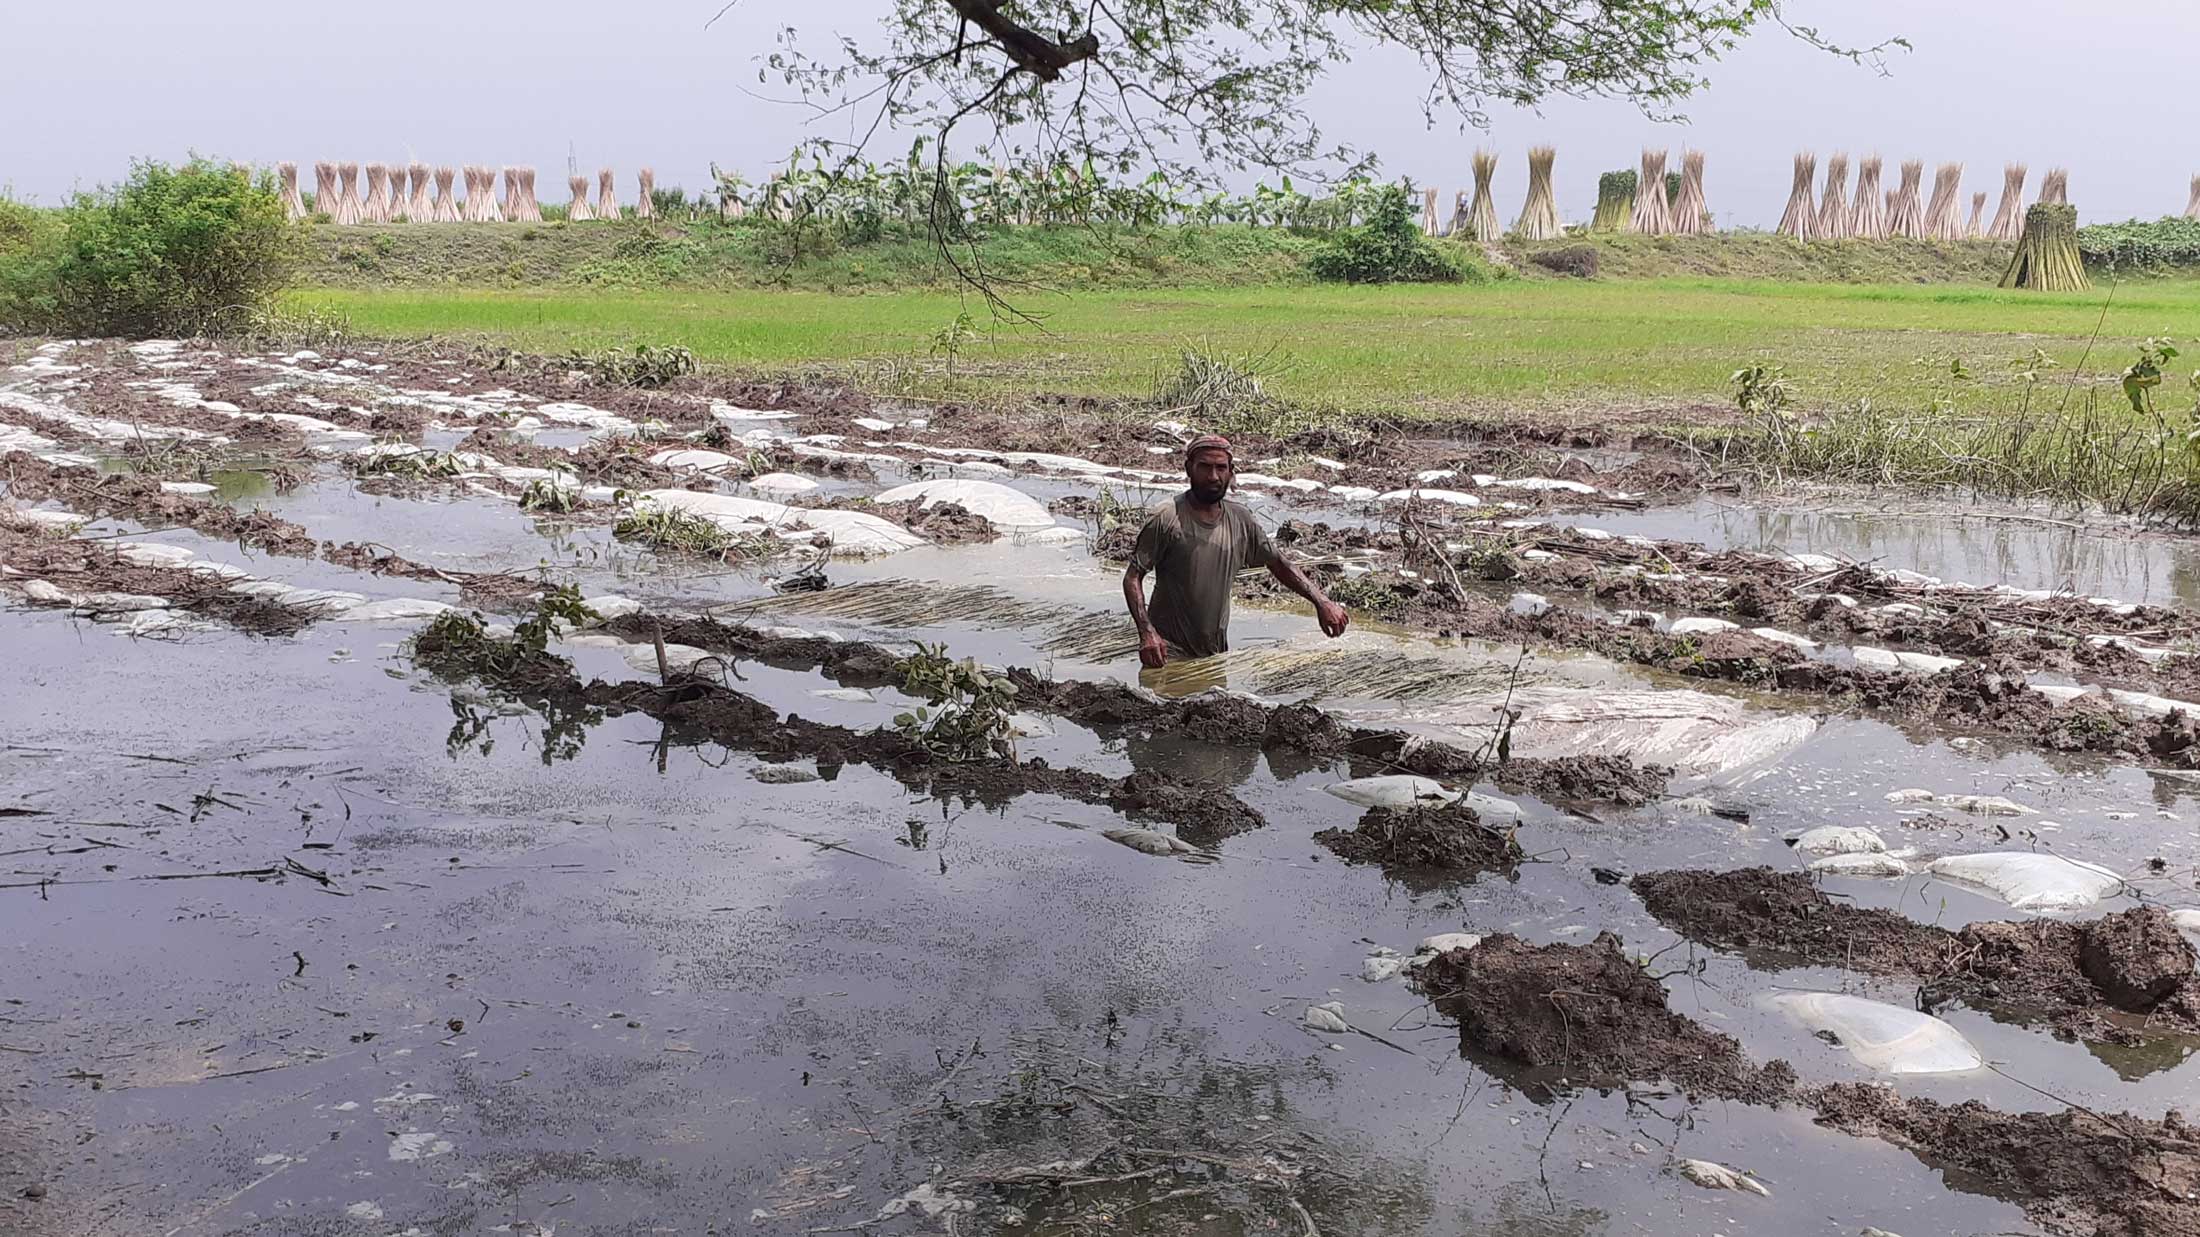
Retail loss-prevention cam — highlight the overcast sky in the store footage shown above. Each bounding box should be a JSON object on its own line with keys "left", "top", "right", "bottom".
{"left": 5, "top": 1, "right": 2192, "bottom": 227}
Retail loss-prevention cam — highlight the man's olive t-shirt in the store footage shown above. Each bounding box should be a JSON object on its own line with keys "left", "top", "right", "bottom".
{"left": 1130, "top": 494, "right": 1276, "bottom": 657}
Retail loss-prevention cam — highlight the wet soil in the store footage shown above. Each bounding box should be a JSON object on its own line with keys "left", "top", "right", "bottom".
{"left": 1808, "top": 1084, "right": 2200, "bottom": 1237}
{"left": 603, "top": 612, "right": 1672, "bottom": 807}
{"left": 1313, "top": 804, "right": 1522, "bottom": 881}
{"left": 3, "top": 453, "right": 318, "bottom": 556}
{"left": 452, "top": 427, "right": 684, "bottom": 490}
{"left": 413, "top": 631, "right": 1267, "bottom": 842}
{"left": 1416, "top": 929, "right": 2199, "bottom": 1236}
{"left": 1631, "top": 868, "right": 2200, "bottom": 1043}
{"left": 867, "top": 499, "right": 997, "bottom": 544}
{"left": 0, "top": 522, "right": 310, "bottom": 635}
{"left": 1412, "top": 931, "right": 1798, "bottom": 1103}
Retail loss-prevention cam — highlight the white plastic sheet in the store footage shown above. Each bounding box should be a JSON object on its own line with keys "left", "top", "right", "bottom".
{"left": 1926, "top": 852, "right": 2125, "bottom": 911}
{"left": 1773, "top": 992, "right": 1982, "bottom": 1074}
{"left": 1322, "top": 775, "right": 1458, "bottom": 809}
{"left": 872, "top": 479, "right": 1055, "bottom": 528}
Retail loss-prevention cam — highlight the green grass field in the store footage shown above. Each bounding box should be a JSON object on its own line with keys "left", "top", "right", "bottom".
{"left": 298, "top": 276, "right": 2199, "bottom": 418}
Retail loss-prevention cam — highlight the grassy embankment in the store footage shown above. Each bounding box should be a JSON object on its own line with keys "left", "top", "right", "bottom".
{"left": 295, "top": 222, "right": 2200, "bottom": 519}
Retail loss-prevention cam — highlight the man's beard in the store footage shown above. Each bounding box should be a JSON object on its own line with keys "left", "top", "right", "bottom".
{"left": 1188, "top": 479, "right": 1229, "bottom": 504}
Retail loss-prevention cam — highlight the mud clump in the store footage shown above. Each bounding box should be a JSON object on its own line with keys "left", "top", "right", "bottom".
{"left": 1106, "top": 769, "right": 1264, "bottom": 844}
{"left": 1808, "top": 1084, "right": 2200, "bottom": 1237}
{"left": 1495, "top": 755, "right": 1670, "bottom": 807}
{"left": 1412, "top": 932, "right": 1796, "bottom": 1103}
{"left": 1633, "top": 868, "right": 2200, "bottom": 1042}
{"left": 1313, "top": 805, "right": 1520, "bottom": 878}
{"left": 1632, "top": 868, "right": 1949, "bottom": 975}
{"left": 872, "top": 500, "right": 995, "bottom": 545}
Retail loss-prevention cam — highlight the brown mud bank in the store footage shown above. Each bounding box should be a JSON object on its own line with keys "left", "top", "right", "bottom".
{"left": 412, "top": 626, "right": 1267, "bottom": 843}
{"left": 599, "top": 612, "right": 1673, "bottom": 807}
{"left": 1314, "top": 804, "right": 1523, "bottom": 884}
{"left": 4, "top": 453, "right": 317, "bottom": 556}
{"left": 1224, "top": 552, "right": 2198, "bottom": 765}
{"left": 1411, "top": 931, "right": 2200, "bottom": 1237}
{"left": 0, "top": 522, "right": 311, "bottom": 635}
{"left": 1632, "top": 868, "right": 2200, "bottom": 1044}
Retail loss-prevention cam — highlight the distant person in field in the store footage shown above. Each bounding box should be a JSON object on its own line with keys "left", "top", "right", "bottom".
{"left": 1122, "top": 435, "right": 1349, "bottom": 668}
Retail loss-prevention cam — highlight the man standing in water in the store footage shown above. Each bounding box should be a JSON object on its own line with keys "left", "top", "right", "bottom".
{"left": 1122, "top": 435, "right": 1349, "bottom": 668}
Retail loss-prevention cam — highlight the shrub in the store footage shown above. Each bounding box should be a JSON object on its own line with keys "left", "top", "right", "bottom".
{"left": 34, "top": 159, "right": 301, "bottom": 337}
{"left": 2078, "top": 217, "right": 2200, "bottom": 271}
{"left": 1529, "top": 245, "right": 1600, "bottom": 278}
{"left": 0, "top": 196, "right": 65, "bottom": 331}
{"left": 1308, "top": 185, "right": 1463, "bottom": 285}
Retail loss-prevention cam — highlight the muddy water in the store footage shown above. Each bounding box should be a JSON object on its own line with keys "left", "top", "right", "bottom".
{"left": 7, "top": 346, "right": 2200, "bottom": 1235}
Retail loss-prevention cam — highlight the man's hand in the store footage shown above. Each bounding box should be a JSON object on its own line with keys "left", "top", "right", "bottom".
{"left": 1316, "top": 598, "right": 1349, "bottom": 639}
{"left": 1138, "top": 629, "right": 1169, "bottom": 668}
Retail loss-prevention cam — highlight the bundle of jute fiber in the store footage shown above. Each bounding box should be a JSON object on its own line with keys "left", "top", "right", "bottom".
{"left": 508, "top": 168, "right": 542, "bottom": 223}
{"left": 279, "top": 163, "right": 308, "bottom": 221}
{"left": 635, "top": 168, "right": 657, "bottom": 220}
{"left": 478, "top": 166, "right": 508, "bottom": 222}
{"left": 2000, "top": 203, "right": 2088, "bottom": 291}
{"left": 367, "top": 163, "right": 397, "bottom": 224}
{"left": 1815, "top": 153, "right": 1850, "bottom": 240}
{"left": 1886, "top": 160, "right": 1926, "bottom": 238}
{"left": 1512, "top": 146, "right": 1559, "bottom": 240}
{"left": 1776, "top": 151, "right": 1817, "bottom": 240}
{"left": 312, "top": 162, "right": 338, "bottom": 219}
{"left": 1965, "top": 191, "right": 1987, "bottom": 240}
{"left": 1923, "top": 163, "right": 1964, "bottom": 240}
{"left": 1988, "top": 164, "right": 2027, "bottom": 242}
{"left": 1848, "top": 156, "right": 1886, "bottom": 240}
{"left": 405, "top": 163, "right": 431, "bottom": 221}
{"left": 1591, "top": 170, "right": 1634, "bottom": 233}
{"left": 334, "top": 162, "right": 364, "bottom": 225}
{"left": 1670, "top": 150, "right": 1709, "bottom": 235}
{"left": 595, "top": 168, "right": 619, "bottom": 221}
{"left": 1465, "top": 150, "right": 1499, "bottom": 241}
{"left": 566, "top": 174, "right": 595, "bottom": 222}
{"left": 1630, "top": 149, "right": 1669, "bottom": 234}
{"left": 2186, "top": 175, "right": 2200, "bottom": 221}
{"left": 430, "top": 166, "right": 460, "bottom": 223}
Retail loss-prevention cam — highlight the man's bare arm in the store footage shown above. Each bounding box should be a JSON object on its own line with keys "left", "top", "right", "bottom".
{"left": 1267, "top": 555, "right": 1349, "bottom": 638}
{"left": 1123, "top": 563, "right": 1168, "bottom": 667}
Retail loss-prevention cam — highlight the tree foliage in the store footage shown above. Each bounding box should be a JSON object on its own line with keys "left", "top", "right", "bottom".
{"left": 14, "top": 160, "right": 302, "bottom": 338}
{"left": 1308, "top": 185, "right": 1463, "bottom": 284}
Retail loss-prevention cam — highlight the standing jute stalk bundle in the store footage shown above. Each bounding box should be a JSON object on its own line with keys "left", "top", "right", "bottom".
{"left": 1988, "top": 164, "right": 2027, "bottom": 242}
{"left": 1466, "top": 150, "right": 1500, "bottom": 242}
{"left": 279, "top": 163, "right": 308, "bottom": 221}
{"left": 405, "top": 163, "right": 431, "bottom": 221}
{"left": 1671, "top": 149, "right": 1709, "bottom": 235}
{"left": 1419, "top": 186, "right": 1438, "bottom": 236}
{"left": 1591, "top": 170, "right": 1634, "bottom": 232}
{"left": 1848, "top": 156, "right": 1886, "bottom": 240}
{"left": 361, "top": 163, "right": 391, "bottom": 224}
{"left": 1512, "top": 146, "right": 1559, "bottom": 240}
{"left": 458, "top": 167, "right": 478, "bottom": 222}
{"left": 500, "top": 167, "right": 519, "bottom": 218}
{"left": 1630, "top": 149, "right": 1670, "bottom": 234}
{"left": 430, "top": 167, "right": 460, "bottom": 223}
{"left": 1815, "top": 153, "right": 1850, "bottom": 240}
{"left": 595, "top": 169, "right": 619, "bottom": 222}
{"left": 635, "top": 168, "right": 657, "bottom": 220}
{"left": 566, "top": 175, "right": 595, "bottom": 222}
{"left": 1965, "top": 192, "right": 1986, "bottom": 240}
{"left": 1886, "top": 160, "right": 1926, "bottom": 239}
{"left": 2038, "top": 168, "right": 2070, "bottom": 206}
{"left": 481, "top": 166, "right": 508, "bottom": 222}
{"left": 312, "top": 162, "right": 338, "bottom": 220}
{"left": 2186, "top": 175, "right": 2200, "bottom": 221}
{"left": 2000, "top": 203, "right": 2088, "bottom": 291}
{"left": 1923, "top": 163, "right": 1964, "bottom": 240}
{"left": 1776, "top": 151, "right": 1817, "bottom": 240}
{"left": 334, "top": 162, "right": 364, "bottom": 225}
{"left": 510, "top": 169, "right": 542, "bottom": 223}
